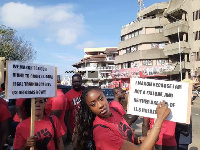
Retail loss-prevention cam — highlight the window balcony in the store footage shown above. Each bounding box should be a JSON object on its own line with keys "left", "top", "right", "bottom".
{"left": 163, "top": 41, "right": 190, "bottom": 56}
{"left": 163, "top": 20, "right": 189, "bottom": 37}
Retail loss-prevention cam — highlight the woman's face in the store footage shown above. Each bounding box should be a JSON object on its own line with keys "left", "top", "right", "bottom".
{"left": 35, "top": 98, "right": 45, "bottom": 116}
{"left": 85, "top": 89, "right": 111, "bottom": 118}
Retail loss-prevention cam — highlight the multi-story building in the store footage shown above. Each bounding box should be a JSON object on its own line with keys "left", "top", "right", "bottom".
{"left": 72, "top": 47, "right": 118, "bottom": 87}
{"left": 161, "top": 0, "right": 200, "bottom": 81}
{"left": 113, "top": 2, "right": 170, "bottom": 89}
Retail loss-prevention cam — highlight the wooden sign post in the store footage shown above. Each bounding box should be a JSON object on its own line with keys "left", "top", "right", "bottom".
{"left": 30, "top": 98, "right": 35, "bottom": 150}
{"left": 5, "top": 61, "right": 57, "bottom": 149}
{"left": 127, "top": 78, "right": 192, "bottom": 124}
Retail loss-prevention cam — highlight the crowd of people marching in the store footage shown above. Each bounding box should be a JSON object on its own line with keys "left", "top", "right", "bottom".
{"left": 0, "top": 73, "right": 192, "bottom": 150}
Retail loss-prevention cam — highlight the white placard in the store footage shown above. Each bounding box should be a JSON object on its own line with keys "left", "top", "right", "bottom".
{"left": 127, "top": 78, "right": 192, "bottom": 124}
{"left": 6, "top": 61, "right": 57, "bottom": 99}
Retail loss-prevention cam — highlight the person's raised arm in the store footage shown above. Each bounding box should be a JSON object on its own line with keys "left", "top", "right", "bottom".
{"left": 120, "top": 101, "right": 170, "bottom": 150}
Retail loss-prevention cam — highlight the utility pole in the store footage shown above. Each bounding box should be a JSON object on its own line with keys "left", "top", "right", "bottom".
{"left": 138, "top": 0, "right": 145, "bottom": 12}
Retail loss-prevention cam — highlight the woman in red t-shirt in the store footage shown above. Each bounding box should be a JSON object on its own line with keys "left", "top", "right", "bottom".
{"left": 14, "top": 98, "right": 65, "bottom": 150}
{"left": 73, "top": 87, "right": 171, "bottom": 150}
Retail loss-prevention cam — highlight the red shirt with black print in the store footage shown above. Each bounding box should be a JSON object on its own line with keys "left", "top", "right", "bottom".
{"left": 45, "top": 89, "right": 67, "bottom": 132}
{"left": 93, "top": 107, "right": 134, "bottom": 150}
{"left": 65, "top": 88, "right": 82, "bottom": 133}
{"left": 109, "top": 101, "right": 126, "bottom": 116}
{"left": 14, "top": 116, "right": 65, "bottom": 150}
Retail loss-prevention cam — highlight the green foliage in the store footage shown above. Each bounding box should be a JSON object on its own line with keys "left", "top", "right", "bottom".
{"left": 0, "top": 25, "right": 36, "bottom": 62}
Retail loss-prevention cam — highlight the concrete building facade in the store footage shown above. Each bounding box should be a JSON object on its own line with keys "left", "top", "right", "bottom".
{"left": 113, "top": 0, "right": 200, "bottom": 89}
{"left": 113, "top": 2, "right": 170, "bottom": 89}
{"left": 162, "top": 0, "right": 200, "bottom": 81}
{"left": 72, "top": 47, "right": 118, "bottom": 87}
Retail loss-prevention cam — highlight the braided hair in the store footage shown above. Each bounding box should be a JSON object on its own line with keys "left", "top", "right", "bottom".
{"left": 73, "top": 86, "right": 102, "bottom": 150}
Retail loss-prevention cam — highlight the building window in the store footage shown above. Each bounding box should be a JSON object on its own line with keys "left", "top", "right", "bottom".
{"left": 121, "top": 36, "right": 125, "bottom": 41}
{"left": 159, "top": 43, "right": 165, "bottom": 49}
{"left": 131, "top": 61, "right": 139, "bottom": 68}
{"left": 138, "top": 29, "right": 142, "bottom": 35}
{"left": 193, "top": 12, "right": 195, "bottom": 21}
{"left": 157, "top": 59, "right": 168, "bottom": 66}
{"left": 126, "top": 48, "right": 131, "bottom": 53}
{"left": 193, "top": 10, "right": 200, "bottom": 21}
{"left": 132, "top": 32, "right": 135, "bottom": 37}
{"left": 199, "top": 10, "right": 200, "bottom": 19}
{"left": 131, "top": 46, "right": 138, "bottom": 52}
{"left": 151, "top": 43, "right": 159, "bottom": 48}
{"left": 194, "top": 31, "right": 200, "bottom": 41}
{"left": 135, "top": 31, "right": 139, "bottom": 36}
{"left": 143, "top": 60, "right": 153, "bottom": 66}
{"left": 128, "top": 33, "right": 132, "bottom": 39}
{"left": 123, "top": 63, "right": 128, "bottom": 69}
{"left": 155, "top": 26, "right": 163, "bottom": 33}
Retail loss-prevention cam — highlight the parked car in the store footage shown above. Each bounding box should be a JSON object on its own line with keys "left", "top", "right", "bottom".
{"left": 102, "top": 88, "right": 114, "bottom": 102}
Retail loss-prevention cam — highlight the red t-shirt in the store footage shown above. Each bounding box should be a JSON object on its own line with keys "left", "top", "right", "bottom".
{"left": 149, "top": 118, "right": 176, "bottom": 146}
{"left": 109, "top": 101, "right": 126, "bottom": 116}
{"left": 93, "top": 107, "right": 134, "bottom": 150}
{"left": 14, "top": 116, "right": 65, "bottom": 150}
{"left": 45, "top": 89, "right": 67, "bottom": 132}
{"left": 65, "top": 88, "right": 82, "bottom": 133}
{"left": 0, "top": 104, "right": 11, "bottom": 122}
{"left": 13, "top": 99, "right": 26, "bottom": 122}
{"left": 0, "top": 97, "right": 8, "bottom": 107}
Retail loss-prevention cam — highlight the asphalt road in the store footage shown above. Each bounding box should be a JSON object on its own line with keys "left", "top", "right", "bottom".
{"left": 189, "top": 97, "right": 200, "bottom": 150}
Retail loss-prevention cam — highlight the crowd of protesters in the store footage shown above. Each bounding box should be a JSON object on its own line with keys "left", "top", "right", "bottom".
{"left": 0, "top": 73, "right": 192, "bottom": 150}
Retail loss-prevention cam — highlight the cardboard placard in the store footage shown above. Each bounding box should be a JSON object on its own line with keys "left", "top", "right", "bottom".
{"left": 127, "top": 78, "right": 192, "bottom": 124}
{"left": 5, "top": 61, "right": 57, "bottom": 99}
{"left": 5, "top": 61, "right": 58, "bottom": 150}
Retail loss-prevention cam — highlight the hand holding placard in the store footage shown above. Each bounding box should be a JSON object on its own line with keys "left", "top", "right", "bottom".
{"left": 127, "top": 78, "right": 192, "bottom": 124}
{"left": 156, "top": 101, "right": 171, "bottom": 121}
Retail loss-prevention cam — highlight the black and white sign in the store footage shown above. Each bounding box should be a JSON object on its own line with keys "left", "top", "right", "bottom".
{"left": 127, "top": 78, "right": 192, "bottom": 124}
{"left": 6, "top": 61, "right": 56, "bottom": 99}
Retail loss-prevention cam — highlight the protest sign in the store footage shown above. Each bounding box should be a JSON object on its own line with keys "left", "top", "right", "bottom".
{"left": 5, "top": 61, "right": 57, "bottom": 99}
{"left": 5, "top": 61, "right": 57, "bottom": 150}
{"left": 127, "top": 78, "right": 192, "bottom": 124}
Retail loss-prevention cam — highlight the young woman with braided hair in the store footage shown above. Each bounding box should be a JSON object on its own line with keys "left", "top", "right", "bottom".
{"left": 73, "top": 86, "right": 170, "bottom": 150}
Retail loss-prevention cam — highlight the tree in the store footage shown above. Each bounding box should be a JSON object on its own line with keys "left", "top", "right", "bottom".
{"left": 0, "top": 25, "right": 36, "bottom": 62}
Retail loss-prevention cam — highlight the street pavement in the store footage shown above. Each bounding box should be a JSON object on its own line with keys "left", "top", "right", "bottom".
{"left": 189, "top": 97, "right": 200, "bottom": 149}
{"left": 65, "top": 98, "right": 200, "bottom": 149}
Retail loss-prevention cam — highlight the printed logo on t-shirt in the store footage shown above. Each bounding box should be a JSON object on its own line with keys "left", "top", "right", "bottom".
{"left": 35, "top": 128, "right": 52, "bottom": 150}
{"left": 118, "top": 122, "right": 133, "bottom": 142}
{"left": 72, "top": 97, "right": 81, "bottom": 106}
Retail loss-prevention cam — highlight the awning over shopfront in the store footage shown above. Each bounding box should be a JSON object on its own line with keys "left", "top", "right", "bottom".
{"left": 111, "top": 66, "right": 167, "bottom": 79}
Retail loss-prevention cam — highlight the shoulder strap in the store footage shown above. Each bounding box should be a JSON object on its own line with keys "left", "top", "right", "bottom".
{"left": 49, "top": 115, "right": 57, "bottom": 137}
{"left": 93, "top": 124, "right": 110, "bottom": 130}
{"left": 110, "top": 107, "right": 122, "bottom": 116}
